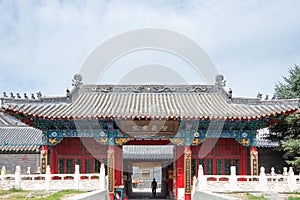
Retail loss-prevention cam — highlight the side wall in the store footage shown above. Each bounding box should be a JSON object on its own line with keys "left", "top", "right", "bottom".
{"left": 0, "top": 153, "right": 40, "bottom": 174}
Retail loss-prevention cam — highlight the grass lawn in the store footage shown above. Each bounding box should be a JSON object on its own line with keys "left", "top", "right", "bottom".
{"left": 246, "top": 193, "right": 267, "bottom": 200}
{"left": 0, "top": 189, "right": 84, "bottom": 200}
{"left": 288, "top": 196, "right": 300, "bottom": 200}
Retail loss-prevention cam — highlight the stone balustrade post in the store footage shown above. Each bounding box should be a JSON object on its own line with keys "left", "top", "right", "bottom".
{"left": 45, "top": 165, "right": 51, "bottom": 191}
{"left": 27, "top": 167, "right": 31, "bottom": 175}
{"left": 74, "top": 165, "right": 80, "bottom": 190}
{"left": 99, "top": 163, "right": 106, "bottom": 191}
{"left": 288, "top": 167, "right": 296, "bottom": 192}
{"left": 37, "top": 167, "right": 41, "bottom": 174}
{"left": 271, "top": 167, "right": 275, "bottom": 176}
{"left": 229, "top": 166, "right": 237, "bottom": 191}
{"left": 14, "top": 166, "right": 21, "bottom": 190}
{"left": 191, "top": 176, "right": 197, "bottom": 197}
{"left": 106, "top": 175, "right": 108, "bottom": 190}
{"left": 283, "top": 167, "right": 288, "bottom": 176}
{"left": 1, "top": 166, "right": 6, "bottom": 180}
{"left": 259, "top": 166, "right": 267, "bottom": 191}
{"left": 197, "top": 165, "right": 206, "bottom": 191}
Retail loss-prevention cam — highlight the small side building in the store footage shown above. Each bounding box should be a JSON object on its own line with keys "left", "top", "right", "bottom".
{"left": 256, "top": 128, "right": 288, "bottom": 174}
{"left": 0, "top": 112, "right": 42, "bottom": 174}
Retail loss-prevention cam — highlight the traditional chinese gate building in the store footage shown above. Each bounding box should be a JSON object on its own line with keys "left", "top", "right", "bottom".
{"left": 1, "top": 74, "right": 298, "bottom": 200}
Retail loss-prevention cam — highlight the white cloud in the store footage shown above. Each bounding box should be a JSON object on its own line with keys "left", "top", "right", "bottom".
{"left": 0, "top": 0, "right": 299, "bottom": 98}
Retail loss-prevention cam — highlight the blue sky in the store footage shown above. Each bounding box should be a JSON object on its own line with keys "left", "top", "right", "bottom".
{"left": 0, "top": 0, "right": 299, "bottom": 98}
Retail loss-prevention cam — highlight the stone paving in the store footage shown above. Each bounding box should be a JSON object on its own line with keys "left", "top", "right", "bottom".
{"left": 261, "top": 192, "right": 287, "bottom": 200}
{"left": 128, "top": 192, "right": 168, "bottom": 200}
{"left": 128, "top": 188, "right": 168, "bottom": 200}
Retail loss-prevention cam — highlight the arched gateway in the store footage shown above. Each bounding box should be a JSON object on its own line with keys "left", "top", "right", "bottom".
{"left": 1, "top": 75, "right": 298, "bottom": 200}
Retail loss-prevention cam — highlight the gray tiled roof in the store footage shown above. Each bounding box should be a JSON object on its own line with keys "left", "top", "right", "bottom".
{"left": 0, "top": 112, "right": 42, "bottom": 152}
{"left": 0, "top": 112, "right": 25, "bottom": 126}
{"left": 256, "top": 128, "right": 279, "bottom": 148}
{"left": 123, "top": 145, "right": 173, "bottom": 160}
{"left": 0, "top": 127, "right": 42, "bottom": 152}
{"left": 256, "top": 140, "right": 279, "bottom": 147}
{"left": 1, "top": 84, "right": 298, "bottom": 120}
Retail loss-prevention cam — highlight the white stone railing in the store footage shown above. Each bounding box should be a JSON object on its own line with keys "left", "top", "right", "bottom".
{"left": 0, "top": 164, "right": 107, "bottom": 191}
{"left": 192, "top": 165, "right": 300, "bottom": 196}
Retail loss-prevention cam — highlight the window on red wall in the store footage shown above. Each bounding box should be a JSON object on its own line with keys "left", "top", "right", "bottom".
{"left": 206, "top": 159, "right": 213, "bottom": 175}
{"left": 58, "top": 159, "right": 64, "bottom": 174}
{"left": 85, "top": 159, "right": 93, "bottom": 173}
{"left": 66, "top": 159, "right": 73, "bottom": 174}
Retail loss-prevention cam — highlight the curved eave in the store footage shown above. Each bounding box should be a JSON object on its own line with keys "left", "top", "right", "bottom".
{"left": 2, "top": 92, "right": 298, "bottom": 122}
{"left": 2, "top": 106, "right": 298, "bottom": 122}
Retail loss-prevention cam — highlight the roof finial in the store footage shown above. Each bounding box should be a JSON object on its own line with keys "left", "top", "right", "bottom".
{"left": 37, "top": 92, "right": 42, "bottom": 98}
{"left": 72, "top": 73, "right": 83, "bottom": 88}
{"left": 10, "top": 92, "right": 15, "bottom": 98}
{"left": 265, "top": 95, "right": 269, "bottom": 100}
{"left": 31, "top": 94, "right": 35, "bottom": 99}
{"left": 3, "top": 92, "right": 8, "bottom": 98}
{"left": 66, "top": 88, "right": 71, "bottom": 98}
{"left": 24, "top": 93, "right": 28, "bottom": 99}
{"left": 228, "top": 88, "right": 232, "bottom": 99}
{"left": 215, "top": 74, "right": 226, "bottom": 87}
{"left": 271, "top": 94, "right": 276, "bottom": 100}
{"left": 16, "top": 93, "right": 21, "bottom": 99}
{"left": 257, "top": 93, "right": 263, "bottom": 99}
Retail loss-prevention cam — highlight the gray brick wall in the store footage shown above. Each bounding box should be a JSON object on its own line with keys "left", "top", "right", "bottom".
{"left": 0, "top": 153, "right": 40, "bottom": 174}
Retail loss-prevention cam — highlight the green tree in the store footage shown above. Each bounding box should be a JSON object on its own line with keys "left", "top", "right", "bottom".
{"left": 269, "top": 65, "right": 300, "bottom": 168}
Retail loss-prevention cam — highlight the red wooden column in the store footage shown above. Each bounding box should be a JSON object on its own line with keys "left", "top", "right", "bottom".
{"left": 184, "top": 146, "right": 192, "bottom": 200}
{"left": 114, "top": 145, "right": 123, "bottom": 186}
{"left": 107, "top": 145, "right": 115, "bottom": 200}
{"left": 250, "top": 146, "right": 258, "bottom": 176}
{"left": 50, "top": 145, "right": 57, "bottom": 174}
{"left": 240, "top": 144, "right": 247, "bottom": 175}
{"left": 175, "top": 146, "right": 184, "bottom": 199}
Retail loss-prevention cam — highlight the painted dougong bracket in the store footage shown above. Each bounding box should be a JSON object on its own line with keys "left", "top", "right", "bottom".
{"left": 94, "top": 130, "right": 109, "bottom": 144}
{"left": 46, "top": 130, "right": 63, "bottom": 146}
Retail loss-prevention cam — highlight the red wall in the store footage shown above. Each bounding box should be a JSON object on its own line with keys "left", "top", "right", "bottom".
{"left": 50, "top": 138, "right": 108, "bottom": 174}
{"left": 191, "top": 138, "right": 247, "bottom": 175}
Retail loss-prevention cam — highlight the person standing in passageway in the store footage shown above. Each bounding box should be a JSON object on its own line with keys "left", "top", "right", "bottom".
{"left": 151, "top": 178, "right": 157, "bottom": 197}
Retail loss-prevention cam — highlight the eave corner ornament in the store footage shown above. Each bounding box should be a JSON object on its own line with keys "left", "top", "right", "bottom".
{"left": 215, "top": 74, "right": 226, "bottom": 87}
{"left": 72, "top": 73, "right": 83, "bottom": 88}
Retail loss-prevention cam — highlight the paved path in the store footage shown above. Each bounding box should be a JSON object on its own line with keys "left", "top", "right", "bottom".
{"left": 128, "top": 192, "right": 168, "bottom": 200}
{"left": 192, "top": 191, "right": 240, "bottom": 200}
{"left": 261, "top": 192, "right": 287, "bottom": 200}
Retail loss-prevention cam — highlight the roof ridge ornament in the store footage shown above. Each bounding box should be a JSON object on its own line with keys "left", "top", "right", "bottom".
{"left": 36, "top": 92, "right": 42, "bottom": 99}
{"left": 228, "top": 88, "right": 233, "bottom": 99}
{"left": 257, "top": 93, "right": 263, "bottom": 100}
{"left": 72, "top": 73, "right": 83, "bottom": 88}
{"left": 2, "top": 92, "right": 8, "bottom": 98}
{"left": 215, "top": 74, "right": 226, "bottom": 87}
